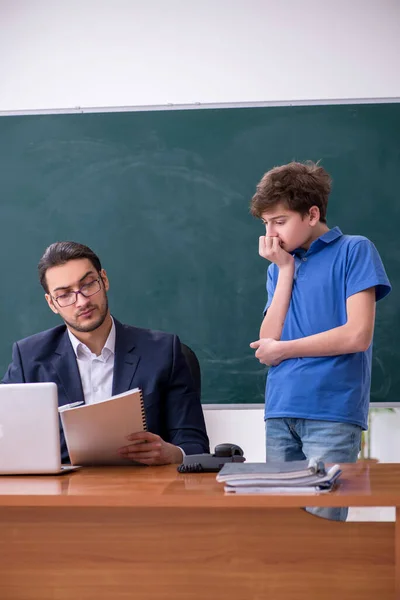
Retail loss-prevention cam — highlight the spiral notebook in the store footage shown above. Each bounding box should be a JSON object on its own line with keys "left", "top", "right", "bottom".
{"left": 59, "top": 388, "right": 147, "bottom": 466}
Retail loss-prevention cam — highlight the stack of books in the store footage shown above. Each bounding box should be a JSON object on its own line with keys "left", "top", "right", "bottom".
{"left": 216, "top": 458, "right": 342, "bottom": 494}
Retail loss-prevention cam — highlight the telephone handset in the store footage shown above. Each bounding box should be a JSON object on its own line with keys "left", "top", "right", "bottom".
{"left": 177, "top": 443, "right": 245, "bottom": 473}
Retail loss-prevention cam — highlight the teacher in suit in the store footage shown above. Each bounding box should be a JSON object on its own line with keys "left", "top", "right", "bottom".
{"left": 2, "top": 241, "right": 209, "bottom": 464}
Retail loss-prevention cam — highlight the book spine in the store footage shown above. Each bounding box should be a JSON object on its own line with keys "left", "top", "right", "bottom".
{"left": 139, "top": 389, "right": 148, "bottom": 431}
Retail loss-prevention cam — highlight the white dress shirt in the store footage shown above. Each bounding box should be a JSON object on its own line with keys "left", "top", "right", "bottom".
{"left": 67, "top": 318, "right": 185, "bottom": 458}
{"left": 67, "top": 318, "right": 116, "bottom": 404}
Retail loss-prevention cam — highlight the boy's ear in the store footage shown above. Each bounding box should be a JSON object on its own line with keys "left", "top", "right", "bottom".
{"left": 309, "top": 206, "right": 320, "bottom": 225}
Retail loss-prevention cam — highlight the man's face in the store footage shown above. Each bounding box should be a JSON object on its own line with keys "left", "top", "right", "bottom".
{"left": 45, "top": 259, "right": 110, "bottom": 334}
{"left": 260, "top": 204, "right": 316, "bottom": 253}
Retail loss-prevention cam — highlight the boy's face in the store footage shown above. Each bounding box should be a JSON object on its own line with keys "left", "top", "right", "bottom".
{"left": 260, "top": 204, "right": 316, "bottom": 253}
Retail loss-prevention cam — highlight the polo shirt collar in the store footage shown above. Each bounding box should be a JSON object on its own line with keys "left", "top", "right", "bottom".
{"left": 293, "top": 226, "right": 342, "bottom": 256}
{"left": 318, "top": 226, "right": 343, "bottom": 244}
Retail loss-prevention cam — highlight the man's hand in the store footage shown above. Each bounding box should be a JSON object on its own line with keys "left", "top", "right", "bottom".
{"left": 259, "top": 236, "right": 294, "bottom": 269}
{"left": 250, "top": 338, "right": 286, "bottom": 366}
{"left": 117, "top": 431, "right": 183, "bottom": 465}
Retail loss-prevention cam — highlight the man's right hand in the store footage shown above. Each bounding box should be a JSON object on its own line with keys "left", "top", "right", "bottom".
{"left": 259, "top": 236, "right": 294, "bottom": 269}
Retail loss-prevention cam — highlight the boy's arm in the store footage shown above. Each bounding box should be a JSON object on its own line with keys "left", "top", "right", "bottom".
{"left": 260, "top": 265, "right": 294, "bottom": 339}
{"left": 258, "top": 236, "right": 295, "bottom": 340}
{"left": 251, "top": 238, "right": 391, "bottom": 366}
{"left": 251, "top": 287, "right": 376, "bottom": 365}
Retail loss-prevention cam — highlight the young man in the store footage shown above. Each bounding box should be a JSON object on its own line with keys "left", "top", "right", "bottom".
{"left": 2, "top": 241, "right": 209, "bottom": 464}
{"left": 249, "top": 161, "right": 391, "bottom": 521}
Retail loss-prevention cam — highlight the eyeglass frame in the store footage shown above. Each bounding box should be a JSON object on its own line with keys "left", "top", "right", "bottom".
{"left": 51, "top": 276, "right": 103, "bottom": 308}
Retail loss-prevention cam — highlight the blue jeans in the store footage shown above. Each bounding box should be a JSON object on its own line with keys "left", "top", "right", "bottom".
{"left": 265, "top": 418, "right": 362, "bottom": 521}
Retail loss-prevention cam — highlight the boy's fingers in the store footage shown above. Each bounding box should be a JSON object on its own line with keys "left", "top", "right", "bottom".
{"left": 272, "top": 237, "right": 281, "bottom": 250}
{"left": 250, "top": 340, "right": 260, "bottom": 349}
{"left": 265, "top": 236, "right": 274, "bottom": 250}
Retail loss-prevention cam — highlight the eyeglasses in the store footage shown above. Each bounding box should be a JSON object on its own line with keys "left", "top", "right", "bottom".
{"left": 52, "top": 277, "right": 102, "bottom": 308}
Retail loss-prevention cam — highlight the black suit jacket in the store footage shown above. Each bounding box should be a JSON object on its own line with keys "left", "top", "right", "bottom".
{"left": 2, "top": 319, "right": 209, "bottom": 461}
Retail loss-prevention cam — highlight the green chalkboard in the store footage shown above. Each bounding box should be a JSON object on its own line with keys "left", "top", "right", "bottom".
{"left": 0, "top": 103, "right": 399, "bottom": 404}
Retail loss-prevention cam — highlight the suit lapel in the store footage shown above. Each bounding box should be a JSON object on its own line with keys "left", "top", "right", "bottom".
{"left": 112, "top": 319, "right": 141, "bottom": 396}
{"left": 51, "top": 331, "right": 84, "bottom": 406}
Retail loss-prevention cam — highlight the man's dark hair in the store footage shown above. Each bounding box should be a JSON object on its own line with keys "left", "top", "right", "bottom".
{"left": 250, "top": 161, "right": 332, "bottom": 224}
{"left": 38, "top": 241, "right": 102, "bottom": 293}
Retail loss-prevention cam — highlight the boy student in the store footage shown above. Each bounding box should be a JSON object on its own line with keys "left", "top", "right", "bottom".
{"left": 249, "top": 161, "right": 391, "bottom": 521}
{"left": 2, "top": 241, "right": 209, "bottom": 464}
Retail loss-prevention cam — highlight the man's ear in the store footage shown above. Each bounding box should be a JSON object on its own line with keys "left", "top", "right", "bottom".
{"left": 45, "top": 293, "right": 59, "bottom": 315}
{"left": 100, "top": 269, "right": 110, "bottom": 292}
{"left": 308, "top": 206, "right": 321, "bottom": 226}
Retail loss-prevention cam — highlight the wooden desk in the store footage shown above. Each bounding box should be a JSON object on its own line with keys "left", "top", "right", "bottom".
{"left": 0, "top": 462, "right": 398, "bottom": 600}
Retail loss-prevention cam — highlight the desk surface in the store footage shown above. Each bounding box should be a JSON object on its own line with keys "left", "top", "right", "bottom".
{"left": 0, "top": 462, "right": 399, "bottom": 508}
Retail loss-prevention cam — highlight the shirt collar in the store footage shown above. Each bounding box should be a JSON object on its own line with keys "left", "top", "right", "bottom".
{"left": 317, "top": 226, "right": 343, "bottom": 245}
{"left": 67, "top": 316, "right": 116, "bottom": 359}
{"left": 293, "top": 226, "right": 343, "bottom": 256}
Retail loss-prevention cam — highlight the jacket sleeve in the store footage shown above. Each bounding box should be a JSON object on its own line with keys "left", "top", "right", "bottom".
{"left": 164, "top": 335, "right": 210, "bottom": 455}
{"left": 1, "top": 343, "right": 26, "bottom": 384}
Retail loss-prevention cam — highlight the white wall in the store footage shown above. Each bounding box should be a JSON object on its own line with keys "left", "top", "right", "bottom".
{"left": 0, "top": 0, "right": 399, "bottom": 463}
{"left": 203, "top": 408, "right": 400, "bottom": 463}
{"left": 204, "top": 409, "right": 266, "bottom": 462}
{"left": 0, "top": 0, "right": 399, "bottom": 113}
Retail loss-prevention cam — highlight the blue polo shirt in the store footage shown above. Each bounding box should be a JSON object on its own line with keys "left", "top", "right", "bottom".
{"left": 264, "top": 227, "right": 391, "bottom": 430}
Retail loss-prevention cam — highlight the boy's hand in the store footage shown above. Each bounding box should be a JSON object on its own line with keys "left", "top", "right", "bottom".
{"left": 250, "top": 338, "right": 285, "bottom": 366}
{"left": 259, "top": 236, "right": 294, "bottom": 269}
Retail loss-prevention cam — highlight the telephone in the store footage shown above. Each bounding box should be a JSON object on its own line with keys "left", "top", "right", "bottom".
{"left": 177, "top": 443, "right": 245, "bottom": 473}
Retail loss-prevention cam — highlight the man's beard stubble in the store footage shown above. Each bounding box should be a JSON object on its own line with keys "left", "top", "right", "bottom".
{"left": 62, "top": 295, "right": 109, "bottom": 333}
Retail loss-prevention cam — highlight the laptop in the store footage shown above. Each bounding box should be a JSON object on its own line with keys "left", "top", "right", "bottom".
{"left": 0, "top": 382, "right": 80, "bottom": 475}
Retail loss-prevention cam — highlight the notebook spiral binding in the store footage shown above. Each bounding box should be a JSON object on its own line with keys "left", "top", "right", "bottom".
{"left": 139, "top": 389, "right": 148, "bottom": 431}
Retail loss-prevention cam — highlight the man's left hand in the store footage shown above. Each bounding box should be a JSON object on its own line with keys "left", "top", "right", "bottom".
{"left": 250, "top": 338, "right": 285, "bottom": 366}
{"left": 117, "top": 431, "right": 183, "bottom": 465}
